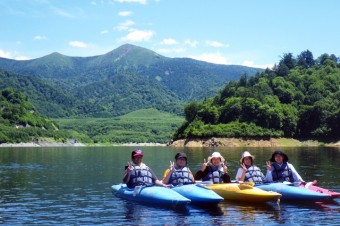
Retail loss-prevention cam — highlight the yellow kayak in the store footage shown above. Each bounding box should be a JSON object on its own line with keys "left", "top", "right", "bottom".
{"left": 207, "top": 183, "right": 281, "bottom": 203}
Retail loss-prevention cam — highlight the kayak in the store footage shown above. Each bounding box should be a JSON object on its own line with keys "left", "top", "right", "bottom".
{"left": 300, "top": 181, "right": 340, "bottom": 198}
{"left": 256, "top": 183, "right": 331, "bottom": 202}
{"left": 171, "top": 184, "right": 224, "bottom": 204}
{"left": 206, "top": 183, "right": 281, "bottom": 203}
{"left": 111, "top": 184, "right": 190, "bottom": 206}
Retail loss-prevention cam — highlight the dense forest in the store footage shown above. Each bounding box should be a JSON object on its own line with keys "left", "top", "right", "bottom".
{"left": 1, "top": 48, "right": 339, "bottom": 144}
{"left": 173, "top": 50, "right": 340, "bottom": 141}
{"left": 0, "top": 44, "right": 262, "bottom": 118}
{"left": 0, "top": 88, "right": 69, "bottom": 143}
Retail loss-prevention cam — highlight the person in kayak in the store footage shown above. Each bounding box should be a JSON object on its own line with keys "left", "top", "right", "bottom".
{"left": 194, "top": 151, "right": 231, "bottom": 183}
{"left": 235, "top": 151, "right": 266, "bottom": 184}
{"left": 265, "top": 150, "right": 305, "bottom": 184}
{"left": 123, "top": 149, "right": 168, "bottom": 188}
{"left": 162, "top": 152, "right": 195, "bottom": 186}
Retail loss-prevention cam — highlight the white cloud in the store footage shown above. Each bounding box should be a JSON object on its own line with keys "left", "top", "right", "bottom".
{"left": 91, "top": 1, "right": 97, "bottom": 5}
{"left": 0, "top": 49, "right": 29, "bottom": 60}
{"left": 160, "top": 38, "right": 178, "bottom": 45}
{"left": 33, "top": 35, "right": 47, "bottom": 40}
{"left": 157, "top": 48, "right": 185, "bottom": 54}
{"left": 189, "top": 52, "right": 231, "bottom": 65}
{"left": 0, "top": 49, "right": 12, "bottom": 59}
{"left": 100, "top": 30, "right": 109, "bottom": 34}
{"left": 120, "top": 29, "right": 154, "bottom": 42}
{"left": 206, "top": 40, "right": 229, "bottom": 48}
{"left": 184, "top": 39, "right": 199, "bottom": 47}
{"left": 242, "top": 60, "right": 273, "bottom": 69}
{"left": 115, "top": 0, "right": 147, "bottom": 4}
{"left": 116, "top": 20, "right": 135, "bottom": 31}
{"left": 69, "top": 41, "right": 88, "bottom": 48}
{"left": 118, "top": 11, "right": 133, "bottom": 16}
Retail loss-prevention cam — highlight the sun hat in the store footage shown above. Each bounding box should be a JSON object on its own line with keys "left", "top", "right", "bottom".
{"left": 270, "top": 150, "right": 288, "bottom": 162}
{"left": 207, "top": 151, "right": 225, "bottom": 164}
{"left": 240, "top": 151, "right": 255, "bottom": 163}
{"left": 175, "top": 152, "right": 187, "bottom": 161}
{"left": 131, "top": 149, "right": 143, "bottom": 157}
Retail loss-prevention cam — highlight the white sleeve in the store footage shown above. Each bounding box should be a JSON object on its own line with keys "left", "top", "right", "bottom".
{"left": 265, "top": 170, "right": 273, "bottom": 182}
{"left": 235, "top": 168, "right": 243, "bottom": 180}
{"left": 288, "top": 163, "right": 303, "bottom": 181}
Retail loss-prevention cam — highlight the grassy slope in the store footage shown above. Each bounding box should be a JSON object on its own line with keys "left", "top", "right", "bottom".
{"left": 54, "top": 108, "right": 184, "bottom": 144}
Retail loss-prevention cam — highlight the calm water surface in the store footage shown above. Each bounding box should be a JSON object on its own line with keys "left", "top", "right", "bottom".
{"left": 0, "top": 146, "right": 339, "bottom": 225}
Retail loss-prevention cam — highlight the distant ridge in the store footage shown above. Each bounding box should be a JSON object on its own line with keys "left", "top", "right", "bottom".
{"left": 0, "top": 44, "right": 264, "bottom": 117}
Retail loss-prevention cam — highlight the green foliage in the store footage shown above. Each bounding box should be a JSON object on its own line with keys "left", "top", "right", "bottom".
{"left": 0, "top": 44, "right": 263, "bottom": 118}
{"left": 54, "top": 108, "right": 184, "bottom": 144}
{"left": 173, "top": 50, "right": 340, "bottom": 140}
{"left": 0, "top": 88, "right": 70, "bottom": 143}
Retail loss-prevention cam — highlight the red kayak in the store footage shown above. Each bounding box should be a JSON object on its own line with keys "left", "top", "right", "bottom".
{"left": 299, "top": 180, "right": 340, "bottom": 198}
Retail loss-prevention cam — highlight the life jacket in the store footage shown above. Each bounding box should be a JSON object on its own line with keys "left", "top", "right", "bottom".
{"left": 271, "top": 162, "right": 294, "bottom": 183}
{"left": 202, "top": 165, "right": 224, "bottom": 184}
{"left": 244, "top": 165, "right": 265, "bottom": 184}
{"left": 169, "top": 166, "right": 194, "bottom": 186}
{"left": 127, "top": 163, "right": 154, "bottom": 188}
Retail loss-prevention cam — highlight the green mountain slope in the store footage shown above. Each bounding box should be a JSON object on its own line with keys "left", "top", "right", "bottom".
{"left": 0, "top": 44, "right": 263, "bottom": 118}
{"left": 0, "top": 88, "right": 69, "bottom": 143}
{"left": 173, "top": 51, "right": 340, "bottom": 140}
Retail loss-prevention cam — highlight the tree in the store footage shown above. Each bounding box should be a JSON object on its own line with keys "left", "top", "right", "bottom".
{"left": 297, "top": 50, "right": 315, "bottom": 68}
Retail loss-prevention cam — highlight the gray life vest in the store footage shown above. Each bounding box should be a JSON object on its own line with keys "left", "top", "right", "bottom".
{"left": 244, "top": 165, "right": 265, "bottom": 184}
{"left": 169, "top": 166, "right": 194, "bottom": 186}
{"left": 203, "top": 165, "right": 224, "bottom": 184}
{"left": 128, "top": 164, "right": 154, "bottom": 187}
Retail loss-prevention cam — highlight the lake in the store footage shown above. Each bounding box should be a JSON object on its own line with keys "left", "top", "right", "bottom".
{"left": 0, "top": 146, "right": 339, "bottom": 225}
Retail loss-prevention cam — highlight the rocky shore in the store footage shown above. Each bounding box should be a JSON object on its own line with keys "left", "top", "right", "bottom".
{"left": 168, "top": 137, "right": 340, "bottom": 147}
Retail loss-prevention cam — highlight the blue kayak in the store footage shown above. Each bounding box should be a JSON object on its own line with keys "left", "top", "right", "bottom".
{"left": 256, "top": 183, "right": 331, "bottom": 202}
{"left": 171, "top": 184, "right": 224, "bottom": 204}
{"left": 111, "top": 184, "right": 190, "bottom": 206}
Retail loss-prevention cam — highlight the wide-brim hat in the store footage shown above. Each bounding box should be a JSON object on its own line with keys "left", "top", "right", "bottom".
{"left": 240, "top": 151, "right": 255, "bottom": 163}
{"left": 207, "top": 151, "right": 225, "bottom": 164}
{"left": 270, "top": 150, "right": 288, "bottom": 162}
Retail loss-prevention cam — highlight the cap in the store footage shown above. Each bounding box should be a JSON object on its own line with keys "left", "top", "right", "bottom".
{"left": 131, "top": 149, "right": 143, "bottom": 157}
{"left": 175, "top": 152, "right": 187, "bottom": 160}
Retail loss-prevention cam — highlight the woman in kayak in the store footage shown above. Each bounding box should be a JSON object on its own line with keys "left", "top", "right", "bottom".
{"left": 235, "top": 151, "right": 266, "bottom": 184}
{"left": 162, "top": 152, "right": 195, "bottom": 186}
{"left": 265, "top": 150, "right": 305, "bottom": 184}
{"left": 123, "top": 149, "right": 168, "bottom": 188}
{"left": 194, "top": 151, "right": 231, "bottom": 183}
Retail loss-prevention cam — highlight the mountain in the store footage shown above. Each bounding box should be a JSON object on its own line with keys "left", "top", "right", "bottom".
{"left": 0, "top": 44, "right": 264, "bottom": 117}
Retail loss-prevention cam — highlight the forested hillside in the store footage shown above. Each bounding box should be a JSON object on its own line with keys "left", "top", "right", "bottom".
{"left": 173, "top": 50, "right": 340, "bottom": 140}
{"left": 0, "top": 44, "right": 263, "bottom": 117}
{"left": 0, "top": 88, "right": 68, "bottom": 143}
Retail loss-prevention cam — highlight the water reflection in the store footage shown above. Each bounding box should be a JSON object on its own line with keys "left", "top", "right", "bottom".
{"left": 0, "top": 146, "right": 339, "bottom": 225}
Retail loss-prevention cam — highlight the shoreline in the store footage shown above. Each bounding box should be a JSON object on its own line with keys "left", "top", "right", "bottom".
{"left": 1, "top": 138, "right": 339, "bottom": 148}
{"left": 168, "top": 137, "right": 340, "bottom": 148}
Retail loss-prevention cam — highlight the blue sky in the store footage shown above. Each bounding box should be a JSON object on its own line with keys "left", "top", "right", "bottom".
{"left": 1, "top": 0, "right": 339, "bottom": 68}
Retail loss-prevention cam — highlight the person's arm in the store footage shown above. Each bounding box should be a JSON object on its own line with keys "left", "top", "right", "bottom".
{"left": 288, "top": 163, "right": 304, "bottom": 182}
{"left": 162, "top": 168, "right": 172, "bottom": 184}
{"left": 194, "top": 168, "right": 209, "bottom": 180}
{"left": 123, "top": 162, "right": 133, "bottom": 183}
{"left": 162, "top": 161, "right": 174, "bottom": 184}
{"left": 222, "top": 173, "right": 231, "bottom": 183}
{"left": 149, "top": 168, "right": 169, "bottom": 187}
{"left": 265, "top": 161, "right": 273, "bottom": 182}
{"left": 235, "top": 168, "right": 244, "bottom": 181}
